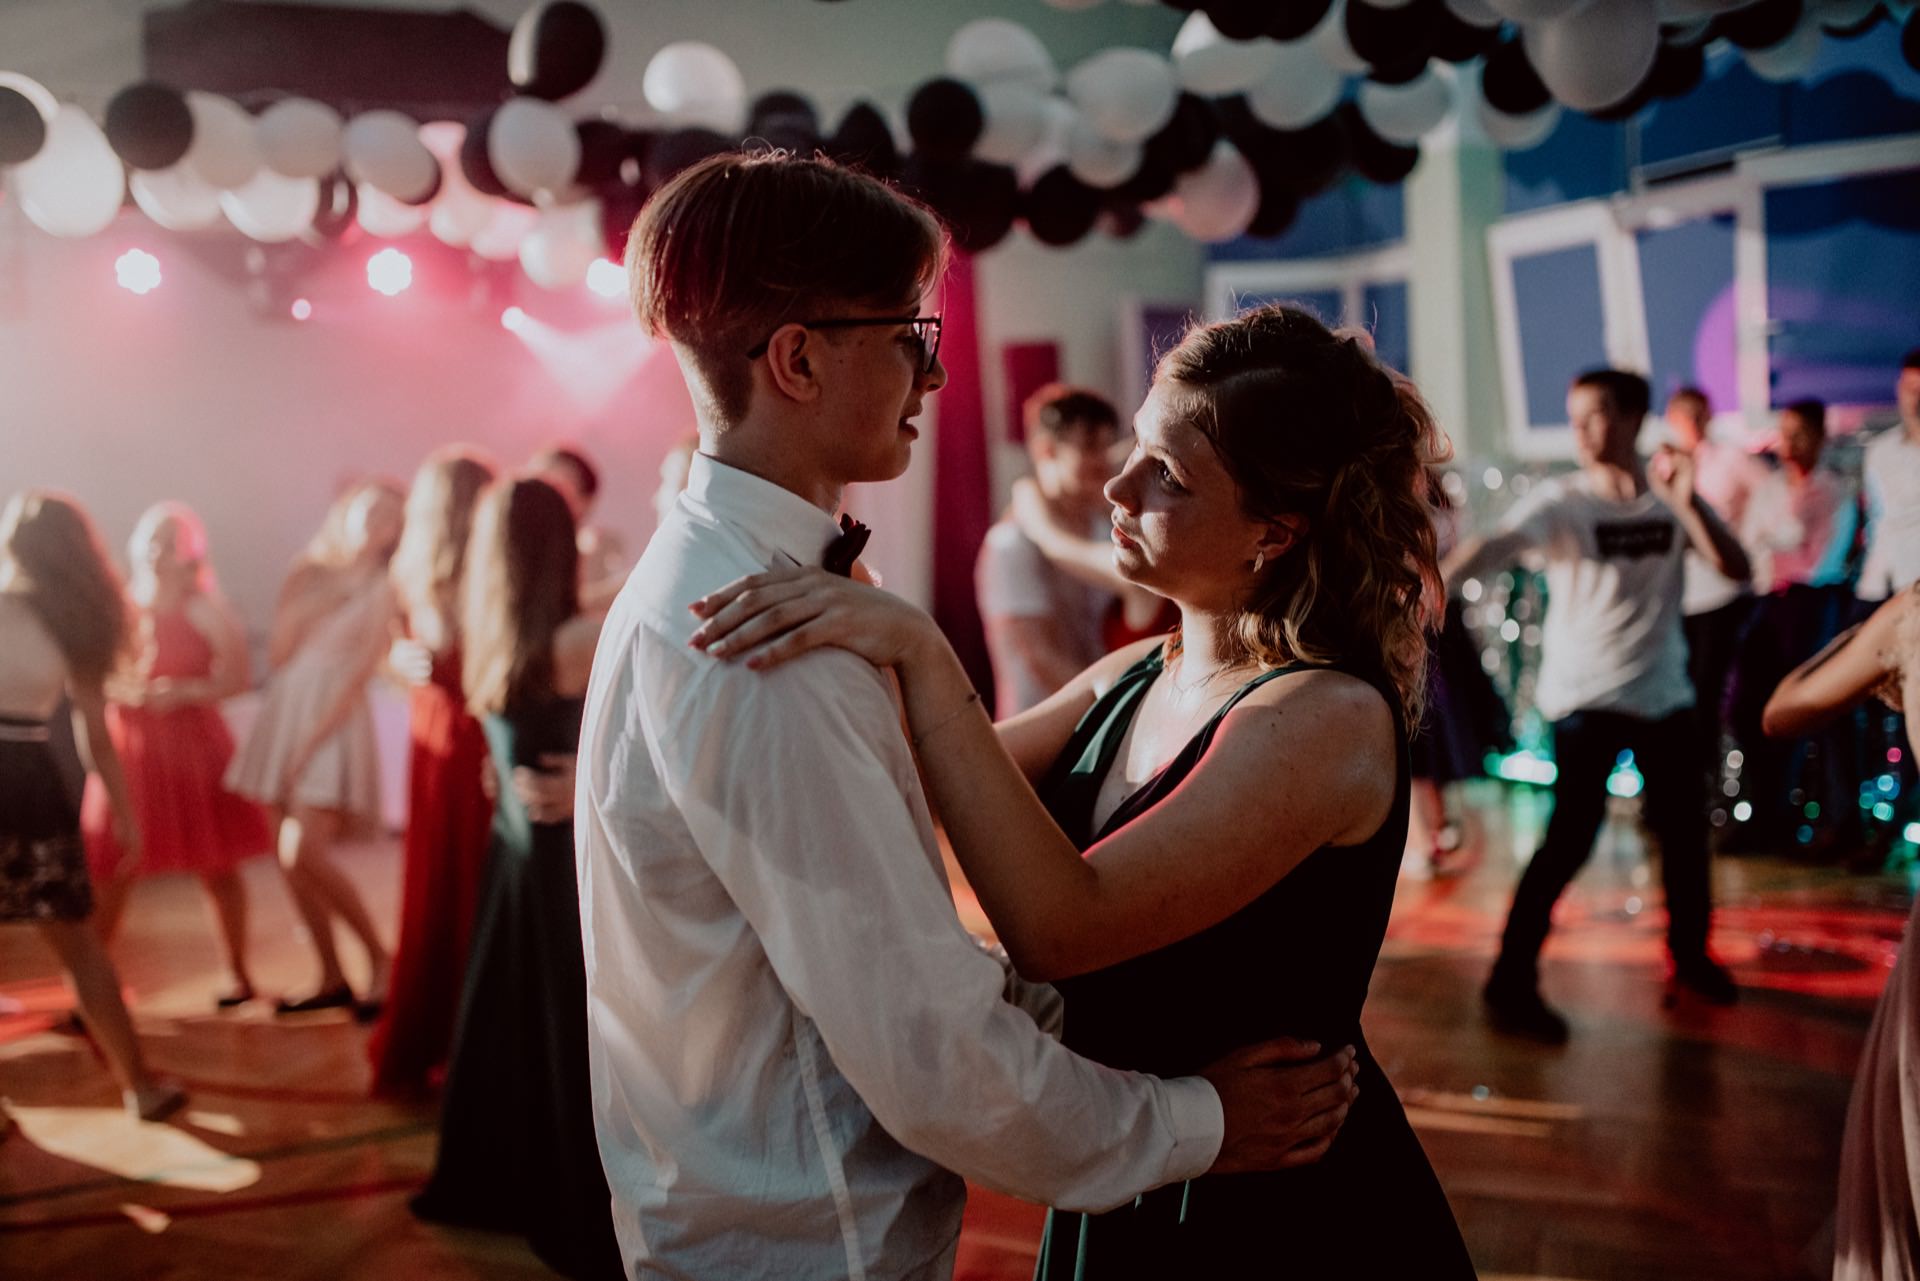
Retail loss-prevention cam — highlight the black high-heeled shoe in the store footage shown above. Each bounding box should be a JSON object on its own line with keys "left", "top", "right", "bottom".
{"left": 274, "top": 984, "right": 355, "bottom": 1015}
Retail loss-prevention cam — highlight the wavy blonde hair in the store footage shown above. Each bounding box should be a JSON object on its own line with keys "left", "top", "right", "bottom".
{"left": 1, "top": 490, "right": 132, "bottom": 685}
{"left": 1158, "top": 303, "right": 1450, "bottom": 724}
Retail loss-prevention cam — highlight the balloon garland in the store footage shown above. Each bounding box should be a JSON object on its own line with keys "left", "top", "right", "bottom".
{"left": 2, "top": 0, "right": 1915, "bottom": 279}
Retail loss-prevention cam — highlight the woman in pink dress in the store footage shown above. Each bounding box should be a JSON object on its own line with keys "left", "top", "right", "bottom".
{"left": 83, "top": 503, "right": 271, "bottom": 1007}
{"left": 367, "top": 446, "right": 497, "bottom": 1097}
{"left": 1766, "top": 588, "right": 1920, "bottom": 1280}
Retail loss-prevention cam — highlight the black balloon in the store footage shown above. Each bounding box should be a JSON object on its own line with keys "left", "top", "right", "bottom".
{"left": 461, "top": 111, "right": 511, "bottom": 198}
{"left": 1646, "top": 41, "right": 1706, "bottom": 100}
{"left": 306, "top": 173, "right": 357, "bottom": 242}
{"left": 645, "top": 128, "right": 735, "bottom": 189}
{"left": 104, "top": 82, "right": 193, "bottom": 171}
{"left": 1222, "top": 101, "right": 1351, "bottom": 197}
{"left": 1430, "top": 7, "right": 1501, "bottom": 63}
{"left": 829, "top": 101, "right": 901, "bottom": 175}
{"left": 1132, "top": 92, "right": 1219, "bottom": 194}
{"left": 508, "top": 1, "right": 607, "bottom": 100}
{"left": 574, "top": 119, "right": 628, "bottom": 188}
{"left": 1246, "top": 168, "right": 1300, "bottom": 239}
{"left": 1099, "top": 202, "right": 1148, "bottom": 240}
{"left": 1346, "top": 0, "right": 1439, "bottom": 82}
{"left": 1905, "top": 6, "right": 1920, "bottom": 70}
{"left": 1718, "top": 0, "right": 1804, "bottom": 49}
{"left": 1207, "top": 0, "right": 1277, "bottom": 40}
{"left": 1023, "top": 165, "right": 1101, "bottom": 247}
{"left": 1114, "top": 149, "right": 1179, "bottom": 203}
{"left": 624, "top": 129, "right": 656, "bottom": 185}
{"left": 906, "top": 78, "right": 983, "bottom": 163}
{"left": 1481, "top": 36, "right": 1552, "bottom": 116}
{"left": 1267, "top": 0, "right": 1336, "bottom": 41}
{"left": 1341, "top": 104, "right": 1420, "bottom": 184}
{"left": 749, "top": 90, "right": 820, "bottom": 136}
{"left": 0, "top": 87, "right": 46, "bottom": 167}
{"left": 600, "top": 181, "right": 649, "bottom": 260}
{"left": 901, "top": 156, "right": 1017, "bottom": 253}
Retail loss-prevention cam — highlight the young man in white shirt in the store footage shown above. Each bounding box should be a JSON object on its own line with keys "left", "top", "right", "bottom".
{"left": 1857, "top": 348, "right": 1920, "bottom": 602}
{"left": 1446, "top": 370, "right": 1751, "bottom": 1043}
{"left": 1665, "top": 387, "right": 1763, "bottom": 789}
{"left": 577, "top": 152, "right": 1359, "bottom": 1280}
{"left": 976, "top": 385, "right": 1121, "bottom": 716}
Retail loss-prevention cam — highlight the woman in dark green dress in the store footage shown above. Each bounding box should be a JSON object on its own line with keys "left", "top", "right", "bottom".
{"left": 410, "top": 476, "right": 619, "bottom": 1280}
{"left": 689, "top": 303, "right": 1476, "bottom": 1276}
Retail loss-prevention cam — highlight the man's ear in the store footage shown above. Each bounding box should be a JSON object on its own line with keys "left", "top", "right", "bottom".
{"left": 764, "top": 323, "right": 821, "bottom": 404}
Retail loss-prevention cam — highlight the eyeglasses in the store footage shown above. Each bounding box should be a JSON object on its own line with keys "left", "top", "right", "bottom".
{"left": 746, "top": 315, "right": 944, "bottom": 378}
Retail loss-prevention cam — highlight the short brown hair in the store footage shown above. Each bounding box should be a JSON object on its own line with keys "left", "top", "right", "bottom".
{"left": 1574, "top": 368, "right": 1652, "bottom": 422}
{"left": 1667, "top": 386, "right": 1709, "bottom": 420}
{"left": 627, "top": 151, "right": 948, "bottom": 427}
{"left": 1025, "top": 384, "right": 1120, "bottom": 441}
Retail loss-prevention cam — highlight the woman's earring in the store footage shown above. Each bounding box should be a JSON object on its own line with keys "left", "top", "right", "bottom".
{"left": 1253, "top": 551, "right": 1266, "bottom": 575}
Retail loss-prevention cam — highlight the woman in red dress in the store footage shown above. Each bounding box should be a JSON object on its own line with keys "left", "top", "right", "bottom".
{"left": 367, "top": 446, "right": 497, "bottom": 1096}
{"left": 83, "top": 502, "right": 272, "bottom": 1008}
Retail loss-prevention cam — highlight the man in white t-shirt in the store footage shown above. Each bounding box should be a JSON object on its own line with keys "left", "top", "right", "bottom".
{"left": 1445, "top": 369, "right": 1751, "bottom": 1043}
{"left": 1665, "top": 387, "right": 1764, "bottom": 782}
{"left": 1856, "top": 348, "right": 1920, "bottom": 601}
{"left": 976, "top": 385, "right": 1120, "bottom": 716}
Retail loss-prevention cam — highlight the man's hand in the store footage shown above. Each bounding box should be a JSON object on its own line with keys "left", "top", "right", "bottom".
{"left": 1201, "top": 1038, "right": 1359, "bottom": 1174}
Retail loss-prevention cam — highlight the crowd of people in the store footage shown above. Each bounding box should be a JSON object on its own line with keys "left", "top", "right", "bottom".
{"left": 2, "top": 148, "right": 1917, "bottom": 1279}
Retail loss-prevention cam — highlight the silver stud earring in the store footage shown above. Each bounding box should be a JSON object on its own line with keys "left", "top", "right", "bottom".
{"left": 1253, "top": 551, "right": 1266, "bottom": 574}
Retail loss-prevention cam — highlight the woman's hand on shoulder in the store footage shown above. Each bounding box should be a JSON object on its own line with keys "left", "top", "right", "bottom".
{"left": 688, "top": 567, "right": 943, "bottom": 673}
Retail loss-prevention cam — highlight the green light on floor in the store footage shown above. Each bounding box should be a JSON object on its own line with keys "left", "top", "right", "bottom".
{"left": 1874, "top": 802, "right": 1895, "bottom": 822}
{"left": 1905, "top": 823, "right": 1920, "bottom": 845}
{"left": 1607, "top": 764, "right": 1644, "bottom": 799}
{"left": 1487, "top": 750, "right": 1556, "bottom": 785}
{"left": 1804, "top": 802, "right": 1821, "bottom": 819}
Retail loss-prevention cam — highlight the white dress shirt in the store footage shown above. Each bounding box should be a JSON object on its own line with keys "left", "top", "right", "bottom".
{"left": 1742, "top": 467, "right": 1856, "bottom": 593}
{"left": 1858, "top": 428, "right": 1920, "bottom": 600}
{"left": 576, "top": 455, "right": 1222, "bottom": 1281}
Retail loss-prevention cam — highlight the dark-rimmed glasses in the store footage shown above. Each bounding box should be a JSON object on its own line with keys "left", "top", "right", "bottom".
{"left": 746, "top": 315, "right": 943, "bottom": 377}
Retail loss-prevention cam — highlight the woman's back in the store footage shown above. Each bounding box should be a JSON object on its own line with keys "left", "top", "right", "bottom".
{"left": 0, "top": 594, "right": 73, "bottom": 720}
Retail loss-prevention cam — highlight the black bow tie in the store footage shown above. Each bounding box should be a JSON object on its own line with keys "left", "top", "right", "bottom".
{"left": 823, "top": 514, "right": 870, "bottom": 577}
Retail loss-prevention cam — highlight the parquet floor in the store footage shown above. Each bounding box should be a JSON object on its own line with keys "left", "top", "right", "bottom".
{"left": 1, "top": 779, "right": 1907, "bottom": 1280}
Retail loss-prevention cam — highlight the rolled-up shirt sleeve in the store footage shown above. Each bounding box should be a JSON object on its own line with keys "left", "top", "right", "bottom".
{"left": 651, "top": 644, "right": 1222, "bottom": 1212}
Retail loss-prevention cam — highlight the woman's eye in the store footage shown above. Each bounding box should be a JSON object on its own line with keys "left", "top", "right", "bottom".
{"left": 1157, "top": 462, "right": 1184, "bottom": 492}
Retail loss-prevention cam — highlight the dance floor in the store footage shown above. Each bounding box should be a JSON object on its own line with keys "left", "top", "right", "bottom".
{"left": 1, "top": 779, "right": 1908, "bottom": 1280}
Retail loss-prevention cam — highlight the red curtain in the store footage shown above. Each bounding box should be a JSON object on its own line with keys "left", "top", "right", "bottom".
{"left": 931, "top": 251, "right": 995, "bottom": 704}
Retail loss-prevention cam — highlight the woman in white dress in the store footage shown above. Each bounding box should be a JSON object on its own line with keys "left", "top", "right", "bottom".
{"left": 227, "top": 480, "right": 403, "bottom": 1016}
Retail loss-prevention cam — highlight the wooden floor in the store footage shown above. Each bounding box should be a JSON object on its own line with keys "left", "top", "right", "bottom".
{"left": 0, "top": 779, "right": 1908, "bottom": 1280}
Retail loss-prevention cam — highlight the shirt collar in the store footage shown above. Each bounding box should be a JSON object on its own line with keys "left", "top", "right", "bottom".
{"left": 683, "top": 453, "right": 842, "bottom": 570}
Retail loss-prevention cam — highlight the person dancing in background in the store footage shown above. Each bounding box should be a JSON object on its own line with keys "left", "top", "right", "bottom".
{"left": 82, "top": 502, "right": 271, "bottom": 1008}
{"left": 691, "top": 302, "right": 1474, "bottom": 1277}
{"left": 1447, "top": 370, "right": 1750, "bottom": 1043}
{"left": 367, "top": 447, "right": 497, "bottom": 1098}
{"left": 1763, "top": 586, "right": 1920, "bottom": 1281}
{"left": 532, "top": 443, "right": 630, "bottom": 611}
{"left": 410, "top": 475, "right": 619, "bottom": 1280}
{"left": 0, "top": 491, "right": 184, "bottom": 1121}
{"left": 227, "top": 480, "right": 403, "bottom": 1017}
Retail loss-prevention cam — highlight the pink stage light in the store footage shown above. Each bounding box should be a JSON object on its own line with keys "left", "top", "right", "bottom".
{"left": 586, "top": 259, "right": 625, "bottom": 299}
{"left": 115, "top": 248, "right": 161, "bottom": 295}
{"left": 501, "top": 306, "right": 528, "bottom": 333}
{"left": 291, "top": 298, "right": 313, "bottom": 321}
{"left": 366, "top": 248, "right": 413, "bottom": 297}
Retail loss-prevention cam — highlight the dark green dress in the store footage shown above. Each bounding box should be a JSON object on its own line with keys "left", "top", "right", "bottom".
{"left": 410, "top": 694, "right": 621, "bottom": 1280}
{"left": 1033, "top": 648, "right": 1475, "bottom": 1280}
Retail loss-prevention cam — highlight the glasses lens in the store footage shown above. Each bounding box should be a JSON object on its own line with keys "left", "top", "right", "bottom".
{"left": 916, "top": 319, "right": 940, "bottom": 375}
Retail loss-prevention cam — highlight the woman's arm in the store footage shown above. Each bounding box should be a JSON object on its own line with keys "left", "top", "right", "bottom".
{"left": 1008, "top": 478, "right": 1133, "bottom": 595}
{"left": 282, "top": 596, "right": 396, "bottom": 789}
{"left": 690, "top": 569, "right": 1392, "bottom": 981}
{"left": 70, "top": 677, "right": 140, "bottom": 866}
{"left": 268, "top": 564, "right": 341, "bottom": 669}
{"left": 1762, "top": 592, "right": 1909, "bottom": 738}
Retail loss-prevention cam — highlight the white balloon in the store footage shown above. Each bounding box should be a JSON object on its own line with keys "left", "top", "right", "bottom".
{"left": 1307, "top": 0, "right": 1372, "bottom": 76}
{"left": 1526, "top": 0, "right": 1660, "bottom": 113}
{"left": 973, "top": 83, "right": 1051, "bottom": 165}
{"left": 1065, "top": 48, "right": 1179, "bottom": 144}
{"left": 471, "top": 199, "right": 540, "bottom": 262}
{"left": 1476, "top": 95, "right": 1562, "bottom": 149}
{"left": 946, "top": 19, "right": 1057, "bottom": 93}
{"left": 1015, "top": 97, "right": 1079, "bottom": 187}
{"left": 1172, "top": 13, "right": 1284, "bottom": 95}
{"left": 488, "top": 97, "right": 581, "bottom": 200}
{"left": 417, "top": 121, "right": 493, "bottom": 248}
{"left": 0, "top": 72, "right": 58, "bottom": 127}
{"left": 1744, "top": 19, "right": 1824, "bottom": 80}
{"left": 356, "top": 182, "right": 427, "bottom": 237}
{"left": 342, "top": 110, "right": 437, "bottom": 203}
{"left": 1065, "top": 115, "right": 1142, "bottom": 187}
{"left": 256, "top": 98, "right": 342, "bottom": 179}
{"left": 132, "top": 164, "right": 223, "bottom": 230}
{"left": 642, "top": 42, "right": 747, "bottom": 133}
{"left": 13, "top": 105, "right": 124, "bottom": 238}
{"left": 221, "top": 168, "right": 320, "bottom": 242}
{"left": 1445, "top": 0, "right": 1505, "bottom": 20}
{"left": 182, "top": 93, "right": 260, "bottom": 190}
{"left": 1358, "top": 67, "right": 1454, "bottom": 144}
{"left": 1247, "top": 39, "right": 1345, "bottom": 129}
{"left": 520, "top": 200, "right": 602, "bottom": 290}
{"left": 1165, "top": 140, "right": 1259, "bottom": 243}
{"left": 1485, "top": 0, "right": 1595, "bottom": 20}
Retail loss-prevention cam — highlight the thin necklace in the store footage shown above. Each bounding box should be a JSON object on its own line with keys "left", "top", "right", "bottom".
{"left": 1163, "top": 654, "right": 1248, "bottom": 697}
